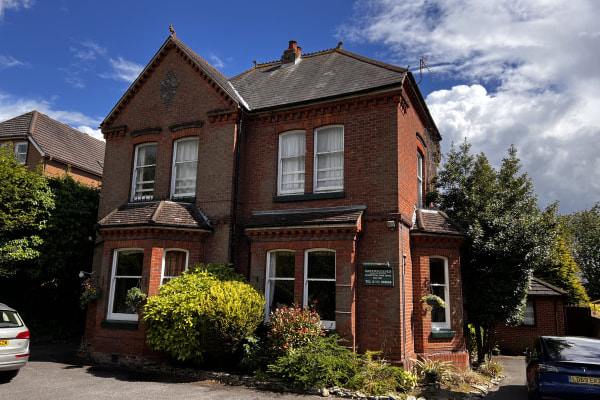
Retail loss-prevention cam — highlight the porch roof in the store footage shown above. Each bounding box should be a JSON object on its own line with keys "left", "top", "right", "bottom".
{"left": 245, "top": 205, "right": 366, "bottom": 230}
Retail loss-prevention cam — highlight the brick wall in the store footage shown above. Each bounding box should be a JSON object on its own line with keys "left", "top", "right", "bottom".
{"left": 495, "top": 296, "right": 566, "bottom": 355}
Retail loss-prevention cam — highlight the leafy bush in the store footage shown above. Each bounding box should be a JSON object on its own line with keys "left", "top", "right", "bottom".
{"left": 347, "top": 351, "right": 417, "bottom": 395}
{"left": 266, "top": 303, "right": 325, "bottom": 356}
{"left": 125, "top": 287, "right": 147, "bottom": 309}
{"left": 142, "top": 263, "right": 264, "bottom": 363}
{"left": 267, "top": 334, "right": 358, "bottom": 389}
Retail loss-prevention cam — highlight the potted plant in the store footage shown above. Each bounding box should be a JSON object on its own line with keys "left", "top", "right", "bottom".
{"left": 79, "top": 279, "right": 101, "bottom": 309}
{"left": 125, "top": 287, "right": 147, "bottom": 311}
{"left": 421, "top": 294, "right": 446, "bottom": 308}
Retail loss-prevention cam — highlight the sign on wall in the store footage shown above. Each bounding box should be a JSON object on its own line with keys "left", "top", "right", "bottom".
{"left": 363, "top": 262, "right": 394, "bottom": 287}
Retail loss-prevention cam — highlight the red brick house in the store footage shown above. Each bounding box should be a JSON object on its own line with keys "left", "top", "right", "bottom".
{"left": 82, "top": 32, "right": 468, "bottom": 369}
{"left": 495, "top": 277, "right": 567, "bottom": 355}
{"left": 0, "top": 110, "right": 105, "bottom": 187}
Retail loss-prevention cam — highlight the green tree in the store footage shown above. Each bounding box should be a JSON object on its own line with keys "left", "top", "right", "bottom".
{"left": 533, "top": 205, "right": 589, "bottom": 304}
{"left": 0, "top": 145, "right": 54, "bottom": 276}
{"left": 436, "top": 141, "right": 546, "bottom": 363}
{"left": 564, "top": 204, "right": 600, "bottom": 300}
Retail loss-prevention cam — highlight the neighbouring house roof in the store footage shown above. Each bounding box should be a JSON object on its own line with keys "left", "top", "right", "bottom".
{"left": 411, "top": 209, "right": 464, "bottom": 236}
{"left": 245, "top": 205, "right": 366, "bottom": 230}
{"left": 229, "top": 46, "right": 408, "bottom": 111}
{"left": 0, "top": 110, "right": 105, "bottom": 177}
{"left": 98, "top": 201, "right": 212, "bottom": 231}
{"left": 529, "top": 277, "right": 568, "bottom": 297}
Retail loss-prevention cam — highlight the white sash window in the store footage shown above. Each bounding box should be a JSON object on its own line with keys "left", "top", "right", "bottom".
{"left": 314, "top": 126, "right": 343, "bottom": 191}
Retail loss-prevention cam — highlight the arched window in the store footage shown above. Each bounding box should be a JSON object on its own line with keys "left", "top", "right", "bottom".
{"left": 430, "top": 257, "right": 450, "bottom": 330}
{"left": 417, "top": 151, "right": 424, "bottom": 208}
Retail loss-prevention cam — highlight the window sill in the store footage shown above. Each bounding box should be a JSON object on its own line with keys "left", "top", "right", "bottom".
{"left": 431, "top": 329, "right": 455, "bottom": 339}
{"left": 101, "top": 319, "right": 139, "bottom": 330}
{"left": 274, "top": 191, "right": 345, "bottom": 202}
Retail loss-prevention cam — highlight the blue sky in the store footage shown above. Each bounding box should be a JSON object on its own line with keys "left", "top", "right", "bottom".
{"left": 1, "top": 0, "right": 599, "bottom": 214}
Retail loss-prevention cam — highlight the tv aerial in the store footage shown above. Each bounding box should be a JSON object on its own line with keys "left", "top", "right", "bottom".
{"left": 416, "top": 55, "right": 434, "bottom": 84}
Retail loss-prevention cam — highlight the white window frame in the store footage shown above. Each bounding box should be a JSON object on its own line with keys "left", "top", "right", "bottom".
{"left": 107, "top": 248, "right": 144, "bottom": 322}
{"left": 314, "top": 126, "right": 344, "bottom": 192}
{"left": 170, "top": 138, "right": 199, "bottom": 198}
{"left": 304, "top": 249, "right": 336, "bottom": 330}
{"left": 161, "top": 248, "right": 189, "bottom": 285}
{"left": 417, "top": 151, "right": 423, "bottom": 208}
{"left": 277, "top": 131, "right": 306, "bottom": 195}
{"left": 14, "top": 141, "right": 28, "bottom": 164}
{"left": 523, "top": 299, "right": 535, "bottom": 326}
{"left": 265, "top": 250, "right": 296, "bottom": 320}
{"left": 430, "top": 257, "right": 451, "bottom": 330}
{"left": 131, "top": 143, "right": 157, "bottom": 201}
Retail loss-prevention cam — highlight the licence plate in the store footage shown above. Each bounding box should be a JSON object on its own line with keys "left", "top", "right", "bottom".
{"left": 0, "top": 340, "right": 8, "bottom": 346}
{"left": 569, "top": 375, "right": 600, "bottom": 385}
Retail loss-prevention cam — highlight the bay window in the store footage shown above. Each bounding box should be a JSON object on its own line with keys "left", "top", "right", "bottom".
{"left": 171, "top": 138, "right": 198, "bottom": 198}
{"left": 131, "top": 143, "right": 157, "bottom": 201}
{"left": 314, "top": 126, "right": 344, "bottom": 191}
{"left": 305, "top": 250, "right": 336, "bottom": 329}
{"left": 108, "top": 249, "right": 144, "bottom": 321}
{"left": 162, "top": 249, "right": 188, "bottom": 284}
{"left": 278, "top": 131, "right": 305, "bottom": 195}
{"left": 265, "top": 250, "right": 295, "bottom": 318}
{"left": 430, "top": 257, "right": 450, "bottom": 330}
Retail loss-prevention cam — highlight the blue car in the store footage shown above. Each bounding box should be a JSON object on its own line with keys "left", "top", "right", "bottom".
{"left": 526, "top": 336, "right": 600, "bottom": 399}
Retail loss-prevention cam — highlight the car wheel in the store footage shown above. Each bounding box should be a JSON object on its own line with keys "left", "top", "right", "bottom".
{"left": 0, "top": 369, "right": 19, "bottom": 383}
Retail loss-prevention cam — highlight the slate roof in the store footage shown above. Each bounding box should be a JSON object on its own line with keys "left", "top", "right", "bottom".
{"left": 245, "top": 205, "right": 366, "bottom": 229}
{"left": 0, "top": 111, "right": 105, "bottom": 177}
{"left": 230, "top": 48, "right": 408, "bottom": 111}
{"left": 98, "top": 201, "right": 211, "bottom": 231}
{"left": 411, "top": 209, "right": 464, "bottom": 236}
{"left": 529, "top": 277, "right": 568, "bottom": 297}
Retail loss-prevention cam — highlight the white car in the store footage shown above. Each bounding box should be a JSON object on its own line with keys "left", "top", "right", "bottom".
{"left": 0, "top": 303, "right": 30, "bottom": 381}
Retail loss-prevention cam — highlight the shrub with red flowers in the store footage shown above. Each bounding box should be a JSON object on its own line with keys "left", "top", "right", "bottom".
{"left": 267, "top": 303, "right": 325, "bottom": 356}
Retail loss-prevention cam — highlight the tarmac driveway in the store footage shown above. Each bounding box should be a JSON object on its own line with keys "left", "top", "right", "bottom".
{"left": 486, "top": 355, "right": 528, "bottom": 400}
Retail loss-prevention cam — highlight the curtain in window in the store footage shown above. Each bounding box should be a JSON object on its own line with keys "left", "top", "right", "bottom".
{"left": 280, "top": 132, "right": 305, "bottom": 194}
{"left": 266, "top": 252, "right": 295, "bottom": 315}
{"left": 417, "top": 152, "right": 423, "bottom": 208}
{"left": 162, "top": 250, "right": 187, "bottom": 284}
{"left": 173, "top": 139, "right": 198, "bottom": 196}
{"left": 134, "top": 144, "right": 157, "bottom": 200}
{"left": 315, "top": 127, "right": 343, "bottom": 190}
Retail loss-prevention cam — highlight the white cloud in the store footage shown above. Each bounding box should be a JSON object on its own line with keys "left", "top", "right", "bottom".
{"left": 342, "top": 0, "right": 600, "bottom": 213}
{"left": 102, "top": 57, "right": 143, "bottom": 83}
{"left": 0, "top": 54, "right": 26, "bottom": 68}
{"left": 70, "top": 41, "right": 107, "bottom": 61}
{"left": 0, "top": 91, "right": 104, "bottom": 141}
{"left": 0, "top": 0, "right": 33, "bottom": 19}
{"left": 209, "top": 54, "right": 225, "bottom": 68}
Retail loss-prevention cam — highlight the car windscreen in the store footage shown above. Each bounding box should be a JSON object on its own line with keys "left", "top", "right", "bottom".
{"left": 544, "top": 337, "right": 600, "bottom": 363}
{"left": 0, "top": 310, "right": 24, "bottom": 328}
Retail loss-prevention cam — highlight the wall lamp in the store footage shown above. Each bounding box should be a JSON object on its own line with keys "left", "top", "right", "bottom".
{"left": 79, "top": 270, "right": 94, "bottom": 278}
{"left": 386, "top": 220, "right": 396, "bottom": 229}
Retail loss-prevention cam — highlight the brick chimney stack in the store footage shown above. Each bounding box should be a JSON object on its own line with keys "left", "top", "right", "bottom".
{"left": 281, "top": 40, "right": 302, "bottom": 66}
